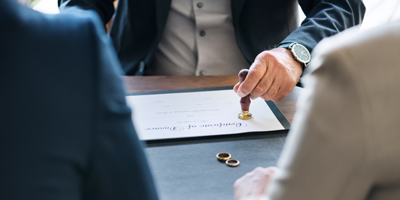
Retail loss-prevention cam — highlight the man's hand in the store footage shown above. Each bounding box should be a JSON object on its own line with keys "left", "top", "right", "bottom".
{"left": 234, "top": 166, "right": 279, "bottom": 200}
{"left": 233, "top": 48, "right": 303, "bottom": 102}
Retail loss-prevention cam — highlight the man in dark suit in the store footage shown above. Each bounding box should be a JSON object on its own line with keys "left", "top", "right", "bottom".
{"left": 0, "top": 0, "right": 158, "bottom": 199}
{"left": 59, "top": 0, "right": 365, "bottom": 101}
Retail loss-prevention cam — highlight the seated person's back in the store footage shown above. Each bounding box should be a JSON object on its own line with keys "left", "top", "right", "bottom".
{"left": 0, "top": 1, "right": 158, "bottom": 199}
{"left": 234, "top": 21, "right": 400, "bottom": 199}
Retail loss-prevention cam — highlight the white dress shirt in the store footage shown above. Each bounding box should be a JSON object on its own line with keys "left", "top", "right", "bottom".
{"left": 147, "top": 0, "right": 250, "bottom": 75}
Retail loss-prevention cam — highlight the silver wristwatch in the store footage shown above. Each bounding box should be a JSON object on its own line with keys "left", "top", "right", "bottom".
{"left": 288, "top": 42, "right": 311, "bottom": 67}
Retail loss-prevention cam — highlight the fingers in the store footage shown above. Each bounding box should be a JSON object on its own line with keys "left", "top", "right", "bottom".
{"left": 248, "top": 67, "right": 274, "bottom": 100}
{"left": 236, "top": 48, "right": 301, "bottom": 102}
{"left": 242, "top": 52, "right": 279, "bottom": 100}
{"left": 233, "top": 82, "right": 240, "bottom": 93}
{"left": 251, "top": 166, "right": 276, "bottom": 177}
{"left": 271, "top": 85, "right": 294, "bottom": 102}
{"left": 264, "top": 75, "right": 295, "bottom": 102}
{"left": 260, "top": 77, "right": 291, "bottom": 102}
{"left": 234, "top": 166, "right": 277, "bottom": 188}
{"left": 237, "top": 59, "right": 266, "bottom": 97}
{"left": 259, "top": 79, "right": 280, "bottom": 101}
{"left": 233, "top": 166, "right": 279, "bottom": 200}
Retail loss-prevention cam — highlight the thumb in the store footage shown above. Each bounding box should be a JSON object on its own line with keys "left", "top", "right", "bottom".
{"left": 233, "top": 82, "right": 240, "bottom": 93}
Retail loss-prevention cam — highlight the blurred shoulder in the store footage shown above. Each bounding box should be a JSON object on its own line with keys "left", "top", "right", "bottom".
{"left": 307, "top": 21, "right": 400, "bottom": 75}
{"left": 318, "top": 22, "right": 400, "bottom": 52}
{"left": 0, "top": 0, "right": 105, "bottom": 42}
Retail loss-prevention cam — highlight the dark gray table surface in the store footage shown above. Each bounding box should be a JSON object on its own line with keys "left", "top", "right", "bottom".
{"left": 145, "top": 132, "right": 287, "bottom": 200}
{"left": 123, "top": 76, "right": 301, "bottom": 200}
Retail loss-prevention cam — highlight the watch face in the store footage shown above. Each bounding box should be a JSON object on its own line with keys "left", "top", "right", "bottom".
{"left": 292, "top": 44, "right": 311, "bottom": 63}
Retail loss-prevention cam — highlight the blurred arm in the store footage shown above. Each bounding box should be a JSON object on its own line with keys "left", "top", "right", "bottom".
{"left": 268, "top": 41, "right": 372, "bottom": 199}
{"left": 58, "top": 0, "right": 115, "bottom": 26}
{"left": 279, "top": 0, "right": 365, "bottom": 52}
{"left": 81, "top": 12, "right": 158, "bottom": 200}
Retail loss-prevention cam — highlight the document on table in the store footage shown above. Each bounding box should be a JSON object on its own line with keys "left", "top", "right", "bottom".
{"left": 125, "top": 87, "right": 290, "bottom": 141}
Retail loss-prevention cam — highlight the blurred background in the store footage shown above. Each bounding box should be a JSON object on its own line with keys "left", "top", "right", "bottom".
{"left": 30, "top": 0, "right": 400, "bottom": 36}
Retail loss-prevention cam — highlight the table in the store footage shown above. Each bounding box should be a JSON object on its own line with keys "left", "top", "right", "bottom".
{"left": 123, "top": 76, "right": 302, "bottom": 200}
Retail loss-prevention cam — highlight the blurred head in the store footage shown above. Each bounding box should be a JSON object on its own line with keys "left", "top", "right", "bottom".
{"left": 15, "top": 0, "right": 31, "bottom": 6}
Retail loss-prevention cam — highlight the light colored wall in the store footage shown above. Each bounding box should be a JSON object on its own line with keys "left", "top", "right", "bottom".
{"left": 360, "top": 0, "right": 400, "bottom": 32}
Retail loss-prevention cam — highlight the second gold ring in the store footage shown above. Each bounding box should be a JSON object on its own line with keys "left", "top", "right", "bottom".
{"left": 225, "top": 159, "right": 240, "bottom": 167}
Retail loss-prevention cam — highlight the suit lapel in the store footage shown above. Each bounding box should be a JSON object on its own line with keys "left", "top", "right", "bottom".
{"left": 155, "top": 0, "right": 172, "bottom": 35}
{"left": 231, "top": 0, "right": 246, "bottom": 30}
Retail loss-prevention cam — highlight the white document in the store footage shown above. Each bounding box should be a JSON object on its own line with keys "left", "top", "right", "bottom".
{"left": 126, "top": 89, "right": 285, "bottom": 141}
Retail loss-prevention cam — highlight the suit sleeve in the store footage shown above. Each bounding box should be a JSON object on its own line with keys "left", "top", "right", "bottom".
{"left": 279, "top": 0, "right": 365, "bottom": 53}
{"left": 58, "top": 0, "right": 115, "bottom": 25}
{"left": 267, "top": 41, "right": 372, "bottom": 199}
{"left": 81, "top": 11, "right": 158, "bottom": 200}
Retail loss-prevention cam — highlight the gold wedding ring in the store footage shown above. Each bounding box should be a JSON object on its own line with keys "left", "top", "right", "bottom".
{"left": 225, "top": 159, "right": 240, "bottom": 167}
{"left": 216, "top": 152, "right": 240, "bottom": 167}
{"left": 216, "top": 152, "right": 231, "bottom": 161}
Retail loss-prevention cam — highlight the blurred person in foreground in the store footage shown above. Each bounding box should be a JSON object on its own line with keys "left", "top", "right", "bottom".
{"left": 234, "top": 20, "right": 400, "bottom": 200}
{"left": 0, "top": 0, "right": 158, "bottom": 199}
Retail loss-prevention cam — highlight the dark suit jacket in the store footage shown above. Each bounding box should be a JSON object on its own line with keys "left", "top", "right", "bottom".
{"left": 0, "top": 1, "right": 158, "bottom": 199}
{"left": 59, "top": 0, "right": 365, "bottom": 76}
